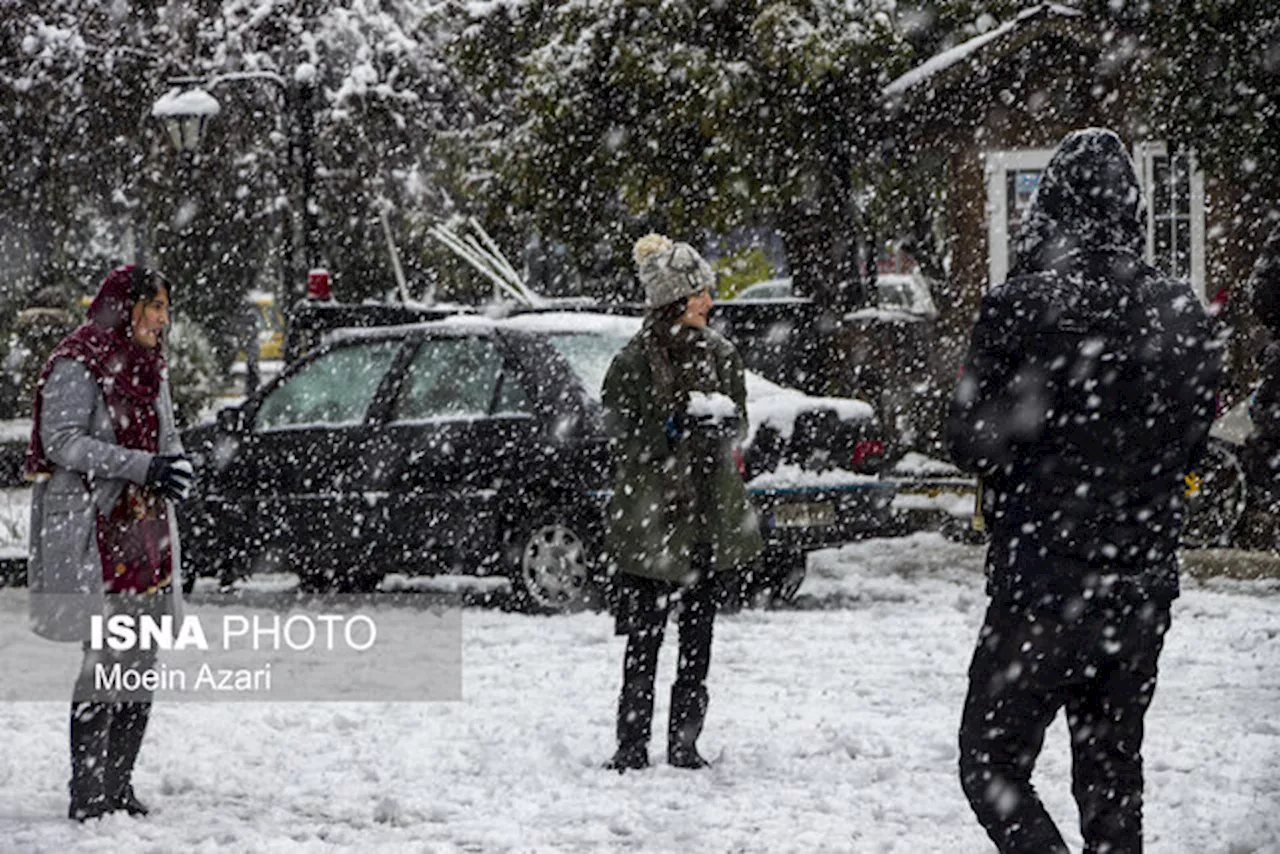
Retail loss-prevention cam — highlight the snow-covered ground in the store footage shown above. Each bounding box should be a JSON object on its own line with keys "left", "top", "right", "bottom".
{"left": 0, "top": 487, "right": 30, "bottom": 559}
{"left": 0, "top": 533, "right": 1277, "bottom": 853}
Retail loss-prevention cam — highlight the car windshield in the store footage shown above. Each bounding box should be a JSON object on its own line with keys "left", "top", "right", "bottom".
{"left": 547, "top": 332, "right": 626, "bottom": 401}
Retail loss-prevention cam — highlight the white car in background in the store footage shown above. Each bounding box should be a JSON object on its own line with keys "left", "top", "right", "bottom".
{"left": 730, "top": 272, "right": 938, "bottom": 319}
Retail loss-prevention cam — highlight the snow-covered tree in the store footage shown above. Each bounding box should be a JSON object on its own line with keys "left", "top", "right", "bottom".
{"left": 164, "top": 318, "right": 221, "bottom": 427}
{"left": 1131, "top": 1, "right": 1279, "bottom": 214}
{"left": 147, "top": 0, "right": 464, "bottom": 316}
{"left": 0, "top": 0, "right": 464, "bottom": 364}
{"left": 445, "top": 0, "right": 907, "bottom": 310}
{"left": 0, "top": 2, "right": 162, "bottom": 301}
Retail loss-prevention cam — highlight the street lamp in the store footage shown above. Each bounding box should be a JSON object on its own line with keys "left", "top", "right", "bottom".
{"left": 149, "top": 68, "right": 319, "bottom": 306}
{"left": 150, "top": 88, "right": 220, "bottom": 152}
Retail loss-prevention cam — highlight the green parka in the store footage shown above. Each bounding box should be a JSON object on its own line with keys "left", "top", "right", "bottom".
{"left": 601, "top": 320, "right": 763, "bottom": 583}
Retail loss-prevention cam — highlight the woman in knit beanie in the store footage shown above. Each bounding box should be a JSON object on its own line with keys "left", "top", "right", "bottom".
{"left": 599, "top": 234, "right": 762, "bottom": 772}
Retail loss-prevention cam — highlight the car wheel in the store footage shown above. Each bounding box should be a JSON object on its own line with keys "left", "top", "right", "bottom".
{"left": 180, "top": 506, "right": 251, "bottom": 594}
{"left": 336, "top": 569, "right": 384, "bottom": 594}
{"left": 768, "top": 551, "right": 807, "bottom": 605}
{"left": 1183, "top": 439, "right": 1248, "bottom": 548}
{"left": 727, "top": 550, "right": 806, "bottom": 610}
{"left": 940, "top": 514, "right": 989, "bottom": 545}
{"left": 297, "top": 568, "right": 334, "bottom": 593}
{"left": 295, "top": 554, "right": 382, "bottom": 594}
{"left": 753, "top": 549, "right": 806, "bottom": 608}
{"left": 508, "top": 513, "right": 598, "bottom": 613}
{"left": 179, "top": 529, "right": 232, "bottom": 595}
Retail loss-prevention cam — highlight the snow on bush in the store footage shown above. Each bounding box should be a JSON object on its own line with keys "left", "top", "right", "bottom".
{"left": 165, "top": 321, "right": 221, "bottom": 428}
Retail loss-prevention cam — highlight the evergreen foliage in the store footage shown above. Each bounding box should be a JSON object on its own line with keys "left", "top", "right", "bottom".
{"left": 443, "top": 0, "right": 907, "bottom": 310}
{"left": 0, "top": 0, "right": 463, "bottom": 368}
{"left": 0, "top": 0, "right": 1275, "bottom": 353}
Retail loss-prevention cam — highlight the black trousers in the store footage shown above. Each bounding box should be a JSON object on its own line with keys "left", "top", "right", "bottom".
{"left": 615, "top": 562, "right": 717, "bottom": 755}
{"left": 69, "top": 641, "right": 156, "bottom": 816}
{"left": 959, "top": 598, "right": 1171, "bottom": 854}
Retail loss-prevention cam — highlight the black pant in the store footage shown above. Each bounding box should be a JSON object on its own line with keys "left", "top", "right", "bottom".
{"left": 615, "top": 572, "right": 716, "bottom": 755}
{"left": 69, "top": 642, "right": 155, "bottom": 816}
{"left": 959, "top": 598, "right": 1170, "bottom": 854}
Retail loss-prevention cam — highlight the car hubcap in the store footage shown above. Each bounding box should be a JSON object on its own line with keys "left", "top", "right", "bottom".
{"left": 775, "top": 565, "right": 806, "bottom": 603}
{"left": 521, "top": 524, "right": 589, "bottom": 609}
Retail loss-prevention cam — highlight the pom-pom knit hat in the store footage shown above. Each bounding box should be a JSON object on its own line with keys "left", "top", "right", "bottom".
{"left": 634, "top": 233, "right": 716, "bottom": 309}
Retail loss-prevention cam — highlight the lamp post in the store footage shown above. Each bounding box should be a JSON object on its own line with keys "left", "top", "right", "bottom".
{"left": 150, "top": 68, "right": 318, "bottom": 307}
{"left": 149, "top": 87, "right": 220, "bottom": 153}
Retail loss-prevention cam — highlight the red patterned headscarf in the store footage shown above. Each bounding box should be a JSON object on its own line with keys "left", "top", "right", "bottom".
{"left": 26, "top": 265, "right": 169, "bottom": 476}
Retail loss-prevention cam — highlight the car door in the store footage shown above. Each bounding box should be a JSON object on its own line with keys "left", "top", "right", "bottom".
{"left": 235, "top": 338, "right": 404, "bottom": 574}
{"left": 375, "top": 330, "right": 541, "bottom": 574}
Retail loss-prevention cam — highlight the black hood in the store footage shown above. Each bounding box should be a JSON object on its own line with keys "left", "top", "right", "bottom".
{"left": 1010, "top": 128, "right": 1147, "bottom": 277}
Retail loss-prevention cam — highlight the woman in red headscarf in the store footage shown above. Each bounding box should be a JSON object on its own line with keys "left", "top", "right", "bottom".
{"left": 26, "top": 264, "right": 193, "bottom": 821}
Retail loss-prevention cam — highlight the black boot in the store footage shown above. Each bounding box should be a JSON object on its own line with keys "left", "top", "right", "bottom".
{"left": 668, "top": 684, "right": 709, "bottom": 770}
{"left": 111, "top": 785, "right": 150, "bottom": 817}
{"left": 105, "top": 702, "right": 151, "bottom": 816}
{"left": 604, "top": 745, "right": 650, "bottom": 772}
{"left": 605, "top": 682, "right": 654, "bottom": 773}
{"left": 68, "top": 702, "right": 111, "bottom": 821}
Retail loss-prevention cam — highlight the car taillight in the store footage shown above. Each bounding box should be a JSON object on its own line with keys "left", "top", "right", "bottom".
{"left": 851, "top": 440, "right": 885, "bottom": 468}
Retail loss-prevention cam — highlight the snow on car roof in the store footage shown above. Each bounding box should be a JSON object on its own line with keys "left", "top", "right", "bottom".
{"left": 497, "top": 311, "right": 643, "bottom": 338}
{"left": 326, "top": 310, "right": 639, "bottom": 340}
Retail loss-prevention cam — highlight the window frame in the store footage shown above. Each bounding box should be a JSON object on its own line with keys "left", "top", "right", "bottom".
{"left": 388, "top": 332, "right": 535, "bottom": 424}
{"left": 249, "top": 338, "right": 404, "bottom": 433}
{"left": 983, "top": 147, "right": 1056, "bottom": 289}
{"left": 983, "top": 143, "right": 1207, "bottom": 301}
{"left": 1134, "top": 141, "right": 1207, "bottom": 301}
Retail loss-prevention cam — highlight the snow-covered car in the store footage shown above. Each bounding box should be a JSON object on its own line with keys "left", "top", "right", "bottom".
{"left": 730, "top": 277, "right": 795, "bottom": 302}
{"left": 729, "top": 272, "right": 937, "bottom": 318}
{"left": 178, "top": 311, "right": 897, "bottom": 610}
{"left": 713, "top": 272, "right": 939, "bottom": 414}
{"left": 1180, "top": 390, "right": 1268, "bottom": 549}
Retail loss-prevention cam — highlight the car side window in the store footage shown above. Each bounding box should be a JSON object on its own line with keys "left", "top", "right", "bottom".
{"left": 392, "top": 337, "right": 531, "bottom": 421}
{"left": 254, "top": 341, "right": 401, "bottom": 431}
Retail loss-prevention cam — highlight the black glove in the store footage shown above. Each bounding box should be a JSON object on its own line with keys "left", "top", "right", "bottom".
{"left": 682, "top": 410, "right": 741, "bottom": 439}
{"left": 146, "top": 454, "right": 195, "bottom": 502}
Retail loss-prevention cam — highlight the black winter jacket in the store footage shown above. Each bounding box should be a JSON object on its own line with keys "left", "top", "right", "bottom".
{"left": 947, "top": 129, "right": 1222, "bottom": 609}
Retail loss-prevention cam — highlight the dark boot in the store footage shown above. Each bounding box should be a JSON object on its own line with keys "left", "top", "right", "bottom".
{"left": 605, "top": 626, "right": 663, "bottom": 773}
{"left": 606, "top": 682, "right": 655, "bottom": 772}
{"left": 105, "top": 702, "right": 151, "bottom": 816}
{"left": 68, "top": 702, "right": 111, "bottom": 821}
{"left": 111, "top": 785, "right": 150, "bottom": 817}
{"left": 604, "top": 746, "right": 649, "bottom": 772}
{"left": 668, "top": 684, "right": 709, "bottom": 769}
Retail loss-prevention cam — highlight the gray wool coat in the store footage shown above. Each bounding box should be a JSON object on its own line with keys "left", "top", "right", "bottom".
{"left": 28, "top": 358, "right": 185, "bottom": 642}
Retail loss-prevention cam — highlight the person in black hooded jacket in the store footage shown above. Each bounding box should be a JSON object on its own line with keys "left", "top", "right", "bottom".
{"left": 947, "top": 128, "right": 1222, "bottom": 854}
